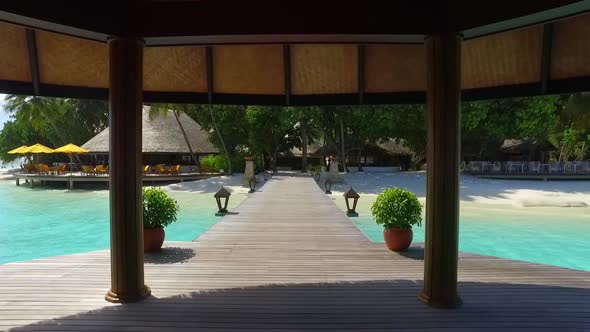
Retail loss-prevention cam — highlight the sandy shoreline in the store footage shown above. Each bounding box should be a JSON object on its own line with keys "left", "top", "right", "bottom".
{"left": 327, "top": 171, "right": 590, "bottom": 209}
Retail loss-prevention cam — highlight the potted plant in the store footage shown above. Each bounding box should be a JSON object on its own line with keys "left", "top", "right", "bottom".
{"left": 143, "top": 187, "right": 180, "bottom": 252}
{"left": 371, "top": 187, "right": 422, "bottom": 251}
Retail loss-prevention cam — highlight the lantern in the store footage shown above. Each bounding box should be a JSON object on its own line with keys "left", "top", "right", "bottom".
{"left": 324, "top": 178, "right": 332, "bottom": 194}
{"left": 248, "top": 175, "right": 257, "bottom": 193}
{"left": 343, "top": 187, "right": 360, "bottom": 217}
{"left": 214, "top": 186, "right": 231, "bottom": 216}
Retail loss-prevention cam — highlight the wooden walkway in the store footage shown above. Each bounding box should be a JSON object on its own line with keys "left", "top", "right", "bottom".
{"left": 1, "top": 175, "right": 589, "bottom": 331}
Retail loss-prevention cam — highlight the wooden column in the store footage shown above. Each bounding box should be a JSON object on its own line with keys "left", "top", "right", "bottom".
{"left": 105, "top": 36, "right": 150, "bottom": 303}
{"left": 418, "top": 32, "right": 462, "bottom": 309}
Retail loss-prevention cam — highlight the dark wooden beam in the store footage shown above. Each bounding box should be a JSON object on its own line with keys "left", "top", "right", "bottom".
{"left": 540, "top": 23, "right": 554, "bottom": 94}
{"left": 206, "top": 46, "right": 213, "bottom": 105}
{"left": 357, "top": 44, "right": 366, "bottom": 104}
{"left": 283, "top": 44, "right": 291, "bottom": 106}
{"left": 25, "top": 28, "right": 40, "bottom": 96}
{"left": 419, "top": 32, "right": 462, "bottom": 309}
{"left": 105, "top": 36, "right": 150, "bottom": 304}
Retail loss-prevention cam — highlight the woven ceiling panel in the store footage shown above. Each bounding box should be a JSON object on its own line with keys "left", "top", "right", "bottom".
{"left": 291, "top": 44, "right": 357, "bottom": 94}
{"left": 144, "top": 46, "right": 206, "bottom": 92}
{"left": 551, "top": 13, "right": 590, "bottom": 80}
{"left": 462, "top": 25, "right": 543, "bottom": 89}
{"left": 213, "top": 45, "right": 284, "bottom": 95}
{"left": 0, "top": 22, "right": 31, "bottom": 82}
{"left": 365, "top": 44, "right": 426, "bottom": 93}
{"left": 36, "top": 31, "right": 108, "bottom": 88}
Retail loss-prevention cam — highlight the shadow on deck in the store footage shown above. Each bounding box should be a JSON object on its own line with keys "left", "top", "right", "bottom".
{"left": 10, "top": 280, "right": 590, "bottom": 331}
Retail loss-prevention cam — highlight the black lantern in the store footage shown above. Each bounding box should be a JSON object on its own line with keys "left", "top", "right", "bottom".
{"left": 214, "top": 186, "right": 231, "bottom": 216}
{"left": 343, "top": 187, "right": 360, "bottom": 217}
{"left": 248, "top": 175, "right": 257, "bottom": 193}
{"left": 324, "top": 178, "right": 332, "bottom": 194}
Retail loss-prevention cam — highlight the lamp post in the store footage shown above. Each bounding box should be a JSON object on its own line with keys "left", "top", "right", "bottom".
{"left": 214, "top": 186, "right": 231, "bottom": 216}
{"left": 343, "top": 187, "right": 360, "bottom": 217}
{"left": 324, "top": 178, "right": 332, "bottom": 194}
{"left": 248, "top": 175, "right": 257, "bottom": 193}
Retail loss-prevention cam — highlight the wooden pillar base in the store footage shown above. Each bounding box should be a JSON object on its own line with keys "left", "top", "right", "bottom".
{"left": 418, "top": 290, "right": 462, "bottom": 309}
{"left": 105, "top": 285, "right": 151, "bottom": 303}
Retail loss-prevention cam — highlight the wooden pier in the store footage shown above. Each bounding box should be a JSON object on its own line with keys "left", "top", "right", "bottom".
{"left": 13, "top": 172, "right": 218, "bottom": 189}
{"left": 0, "top": 175, "right": 588, "bottom": 331}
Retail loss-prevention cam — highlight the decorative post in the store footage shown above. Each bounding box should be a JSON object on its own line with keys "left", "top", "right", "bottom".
{"left": 418, "top": 32, "right": 462, "bottom": 309}
{"left": 324, "top": 178, "right": 333, "bottom": 194}
{"left": 242, "top": 156, "right": 255, "bottom": 186}
{"left": 248, "top": 175, "right": 257, "bottom": 193}
{"left": 105, "top": 36, "right": 150, "bottom": 303}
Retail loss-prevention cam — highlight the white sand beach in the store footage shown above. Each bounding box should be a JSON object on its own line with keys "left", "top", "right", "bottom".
{"left": 328, "top": 171, "right": 590, "bottom": 208}
{"left": 165, "top": 173, "right": 265, "bottom": 195}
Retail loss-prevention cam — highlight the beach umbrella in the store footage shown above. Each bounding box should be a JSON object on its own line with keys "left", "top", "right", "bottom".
{"left": 53, "top": 143, "right": 88, "bottom": 154}
{"left": 23, "top": 144, "right": 54, "bottom": 154}
{"left": 53, "top": 143, "right": 88, "bottom": 174}
{"left": 7, "top": 145, "right": 29, "bottom": 154}
{"left": 22, "top": 144, "right": 54, "bottom": 165}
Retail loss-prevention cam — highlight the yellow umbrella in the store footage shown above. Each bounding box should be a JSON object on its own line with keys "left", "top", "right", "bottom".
{"left": 53, "top": 143, "right": 88, "bottom": 154}
{"left": 23, "top": 144, "right": 54, "bottom": 154}
{"left": 7, "top": 145, "right": 29, "bottom": 154}
{"left": 54, "top": 143, "right": 88, "bottom": 174}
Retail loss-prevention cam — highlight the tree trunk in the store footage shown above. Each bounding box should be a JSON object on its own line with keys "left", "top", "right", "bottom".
{"left": 301, "top": 125, "right": 308, "bottom": 172}
{"left": 172, "top": 110, "right": 196, "bottom": 164}
{"left": 208, "top": 105, "right": 232, "bottom": 174}
{"left": 339, "top": 119, "right": 347, "bottom": 172}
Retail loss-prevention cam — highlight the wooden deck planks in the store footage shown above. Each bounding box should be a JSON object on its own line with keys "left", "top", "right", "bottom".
{"left": 0, "top": 175, "right": 589, "bottom": 331}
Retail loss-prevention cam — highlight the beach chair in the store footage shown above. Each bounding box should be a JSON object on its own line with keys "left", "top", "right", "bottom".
{"left": 95, "top": 165, "right": 108, "bottom": 175}
{"left": 155, "top": 164, "right": 170, "bottom": 175}
{"left": 58, "top": 164, "right": 67, "bottom": 175}
{"left": 36, "top": 164, "right": 49, "bottom": 175}
{"left": 492, "top": 162, "right": 502, "bottom": 173}
{"left": 170, "top": 165, "right": 181, "bottom": 175}
{"left": 81, "top": 165, "right": 95, "bottom": 176}
{"left": 528, "top": 162, "right": 540, "bottom": 173}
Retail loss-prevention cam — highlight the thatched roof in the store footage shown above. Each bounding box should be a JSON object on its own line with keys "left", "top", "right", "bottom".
{"left": 500, "top": 139, "right": 555, "bottom": 153}
{"left": 82, "top": 107, "right": 218, "bottom": 154}
{"left": 310, "top": 139, "right": 413, "bottom": 157}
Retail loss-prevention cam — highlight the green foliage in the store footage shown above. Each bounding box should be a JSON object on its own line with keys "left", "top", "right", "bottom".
{"left": 142, "top": 187, "right": 180, "bottom": 229}
{"left": 199, "top": 154, "right": 227, "bottom": 173}
{"left": 371, "top": 188, "right": 422, "bottom": 230}
{"left": 0, "top": 96, "right": 108, "bottom": 161}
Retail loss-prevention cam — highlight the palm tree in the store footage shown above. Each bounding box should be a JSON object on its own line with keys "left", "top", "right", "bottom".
{"left": 562, "top": 92, "right": 590, "bottom": 129}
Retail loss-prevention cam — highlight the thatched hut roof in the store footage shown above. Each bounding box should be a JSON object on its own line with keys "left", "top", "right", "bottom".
{"left": 82, "top": 107, "right": 218, "bottom": 154}
{"left": 500, "top": 139, "right": 555, "bottom": 154}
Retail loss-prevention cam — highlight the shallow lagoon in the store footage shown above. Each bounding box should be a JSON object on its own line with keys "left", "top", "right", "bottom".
{"left": 0, "top": 179, "right": 246, "bottom": 264}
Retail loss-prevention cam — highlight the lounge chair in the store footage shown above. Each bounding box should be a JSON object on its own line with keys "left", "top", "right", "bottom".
{"left": 81, "top": 165, "right": 95, "bottom": 176}
{"left": 155, "top": 164, "right": 170, "bottom": 175}
{"left": 95, "top": 165, "right": 108, "bottom": 175}
{"left": 170, "top": 165, "right": 181, "bottom": 175}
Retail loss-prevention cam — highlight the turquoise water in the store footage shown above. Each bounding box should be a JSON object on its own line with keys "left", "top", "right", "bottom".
{"left": 0, "top": 180, "right": 244, "bottom": 264}
{"left": 334, "top": 199, "right": 590, "bottom": 272}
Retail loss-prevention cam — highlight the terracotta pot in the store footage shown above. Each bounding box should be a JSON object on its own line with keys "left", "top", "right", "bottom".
{"left": 383, "top": 228, "right": 413, "bottom": 251}
{"left": 144, "top": 227, "right": 165, "bottom": 252}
